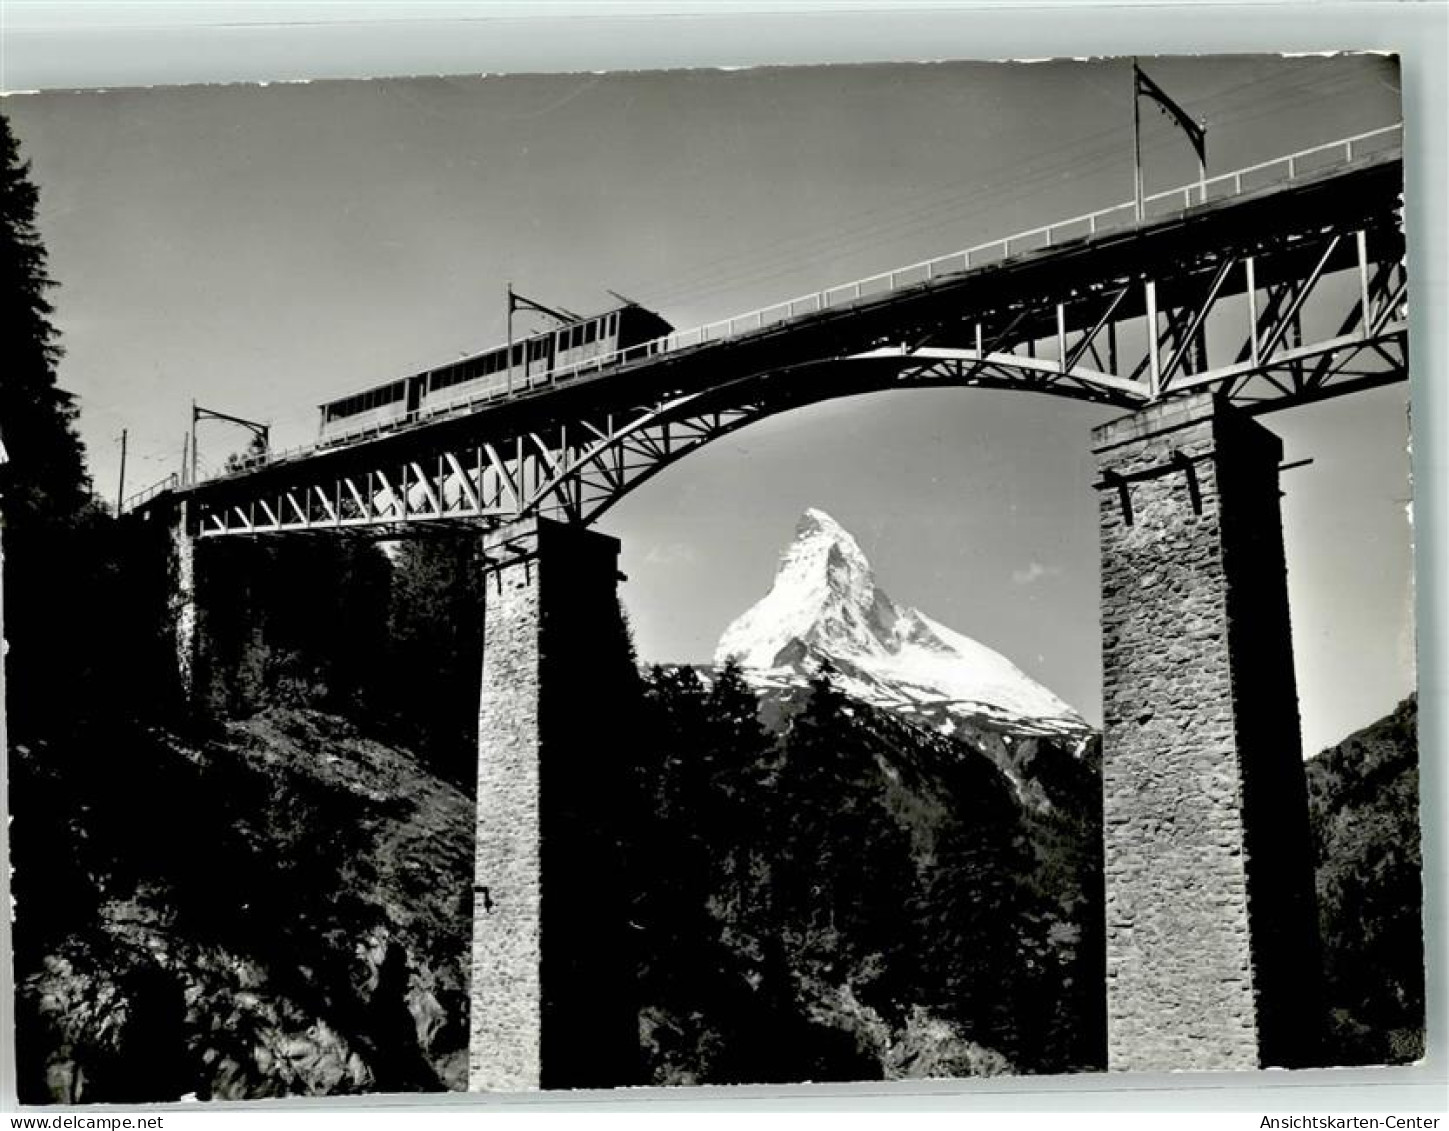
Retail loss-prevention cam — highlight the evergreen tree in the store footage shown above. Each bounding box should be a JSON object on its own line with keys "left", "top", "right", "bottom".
{"left": 632, "top": 666, "right": 715, "bottom": 1005}
{"left": 774, "top": 672, "right": 921, "bottom": 1027}
{"left": 914, "top": 800, "right": 1033, "bottom": 1064}
{"left": 0, "top": 110, "right": 102, "bottom": 743}
{"left": 380, "top": 536, "right": 485, "bottom": 782}
{"left": 196, "top": 537, "right": 393, "bottom": 725}
{"left": 0, "top": 110, "right": 90, "bottom": 532}
{"left": 700, "top": 659, "right": 779, "bottom": 970}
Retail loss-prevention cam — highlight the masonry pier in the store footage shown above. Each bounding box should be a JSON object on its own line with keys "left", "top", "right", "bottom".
{"left": 468, "top": 517, "right": 639, "bottom": 1093}
{"left": 167, "top": 500, "right": 199, "bottom": 705}
{"left": 1093, "top": 392, "right": 1321, "bottom": 1071}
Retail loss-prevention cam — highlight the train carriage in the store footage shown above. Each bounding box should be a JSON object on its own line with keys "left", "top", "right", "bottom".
{"left": 318, "top": 301, "right": 673, "bottom": 445}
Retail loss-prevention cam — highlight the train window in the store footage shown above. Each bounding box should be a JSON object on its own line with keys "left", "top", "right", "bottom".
{"left": 584, "top": 321, "right": 597, "bottom": 344}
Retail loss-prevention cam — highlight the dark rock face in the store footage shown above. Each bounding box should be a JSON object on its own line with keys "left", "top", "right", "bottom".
{"left": 1306, "top": 695, "right": 1425, "bottom": 1065}
{"left": 12, "top": 709, "right": 474, "bottom": 1103}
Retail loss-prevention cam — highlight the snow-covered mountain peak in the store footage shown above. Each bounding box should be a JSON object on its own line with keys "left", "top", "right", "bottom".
{"left": 779, "top": 506, "right": 874, "bottom": 588}
{"left": 795, "top": 506, "right": 855, "bottom": 544}
{"left": 715, "top": 509, "right": 1091, "bottom": 741}
{"left": 717, "top": 508, "right": 893, "bottom": 670}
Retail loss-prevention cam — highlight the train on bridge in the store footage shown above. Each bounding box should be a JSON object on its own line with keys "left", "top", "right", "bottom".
{"left": 316, "top": 300, "right": 674, "bottom": 445}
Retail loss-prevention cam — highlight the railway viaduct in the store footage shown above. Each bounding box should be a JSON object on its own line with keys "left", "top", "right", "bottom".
{"left": 131, "top": 126, "right": 1409, "bottom": 1089}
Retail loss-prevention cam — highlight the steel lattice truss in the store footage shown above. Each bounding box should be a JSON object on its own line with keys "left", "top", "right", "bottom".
{"left": 873, "top": 223, "right": 1406, "bottom": 406}
{"left": 178, "top": 153, "right": 1407, "bottom": 540}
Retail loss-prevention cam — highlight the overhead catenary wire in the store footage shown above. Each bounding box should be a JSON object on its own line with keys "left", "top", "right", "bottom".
{"left": 634, "top": 67, "right": 1318, "bottom": 300}
{"left": 625, "top": 71, "right": 1387, "bottom": 313}
{"left": 637, "top": 68, "right": 1375, "bottom": 299}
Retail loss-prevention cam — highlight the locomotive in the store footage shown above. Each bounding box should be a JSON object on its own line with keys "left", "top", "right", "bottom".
{"left": 317, "top": 300, "right": 673, "bottom": 444}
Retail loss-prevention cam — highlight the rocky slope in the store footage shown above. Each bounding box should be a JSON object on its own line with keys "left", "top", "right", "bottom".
{"left": 1305, "top": 694, "right": 1425, "bottom": 1065}
{"left": 12, "top": 710, "right": 473, "bottom": 1103}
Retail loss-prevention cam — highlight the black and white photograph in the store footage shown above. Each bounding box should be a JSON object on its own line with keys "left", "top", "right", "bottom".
{"left": 0, "top": 38, "right": 1428, "bottom": 1106}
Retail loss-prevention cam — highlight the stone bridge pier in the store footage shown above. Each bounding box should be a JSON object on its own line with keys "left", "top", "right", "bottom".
{"left": 468, "top": 517, "right": 640, "bottom": 1093}
{"left": 1093, "top": 391, "right": 1322, "bottom": 1071}
{"left": 166, "top": 500, "right": 200, "bottom": 707}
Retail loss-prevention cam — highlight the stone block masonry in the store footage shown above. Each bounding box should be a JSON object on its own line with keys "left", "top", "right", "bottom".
{"left": 167, "top": 500, "right": 199, "bottom": 705}
{"left": 1094, "top": 391, "right": 1321, "bottom": 1072}
{"left": 468, "top": 517, "right": 640, "bottom": 1092}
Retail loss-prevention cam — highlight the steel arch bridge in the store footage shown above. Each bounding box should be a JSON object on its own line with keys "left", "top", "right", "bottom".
{"left": 137, "top": 128, "right": 1406, "bottom": 540}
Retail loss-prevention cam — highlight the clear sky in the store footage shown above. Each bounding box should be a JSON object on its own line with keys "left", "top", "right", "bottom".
{"left": 3, "top": 54, "right": 1411, "bottom": 754}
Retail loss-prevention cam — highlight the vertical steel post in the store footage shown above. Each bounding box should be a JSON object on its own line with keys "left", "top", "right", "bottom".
{"left": 1145, "top": 280, "right": 1161, "bottom": 397}
{"left": 116, "top": 428, "right": 127, "bottom": 517}
{"left": 506, "top": 282, "right": 515, "bottom": 397}
{"left": 1356, "top": 230, "right": 1372, "bottom": 336}
{"left": 1132, "top": 59, "right": 1145, "bottom": 222}
{"left": 1246, "top": 257, "right": 1260, "bottom": 369}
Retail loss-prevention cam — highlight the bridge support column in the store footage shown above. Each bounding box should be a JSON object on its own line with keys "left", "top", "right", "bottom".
{"left": 1093, "top": 392, "right": 1321, "bottom": 1072}
{"left": 468, "top": 517, "right": 639, "bottom": 1093}
{"left": 167, "top": 501, "right": 199, "bottom": 705}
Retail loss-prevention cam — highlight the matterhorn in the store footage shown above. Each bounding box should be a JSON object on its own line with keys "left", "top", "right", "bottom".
{"left": 715, "top": 508, "right": 1091, "bottom": 744}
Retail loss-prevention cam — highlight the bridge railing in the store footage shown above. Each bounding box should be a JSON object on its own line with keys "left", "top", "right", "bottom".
{"left": 120, "top": 473, "right": 180, "bottom": 513}
{"left": 206, "top": 123, "right": 1403, "bottom": 477}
